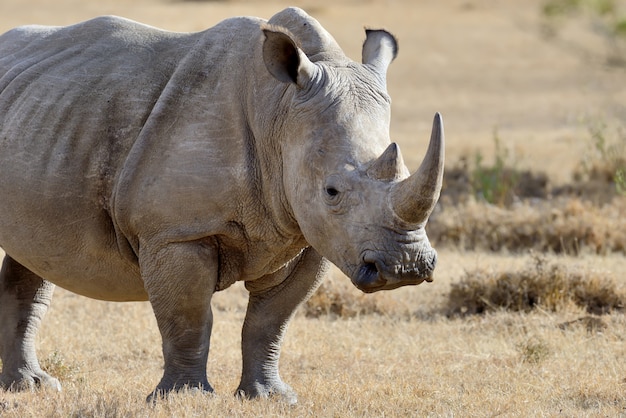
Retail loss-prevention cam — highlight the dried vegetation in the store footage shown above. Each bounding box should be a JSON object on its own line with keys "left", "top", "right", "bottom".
{"left": 446, "top": 255, "right": 625, "bottom": 316}
{"left": 428, "top": 197, "right": 626, "bottom": 254}
{"left": 424, "top": 119, "right": 626, "bottom": 256}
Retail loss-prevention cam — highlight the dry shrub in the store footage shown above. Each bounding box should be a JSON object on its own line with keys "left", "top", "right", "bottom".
{"left": 303, "top": 270, "right": 411, "bottom": 319}
{"left": 303, "top": 278, "right": 385, "bottom": 319}
{"left": 445, "top": 256, "right": 625, "bottom": 316}
{"left": 442, "top": 156, "right": 549, "bottom": 207}
{"left": 40, "top": 351, "right": 82, "bottom": 384}
{"left": 551, "top": 180, "right": 618, "bottom": 205}
{"left": 428, "top": 196, "right": 626, "bottom": 254}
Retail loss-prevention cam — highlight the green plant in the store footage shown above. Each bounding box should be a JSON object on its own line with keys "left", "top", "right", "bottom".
{"left": 616, "top": 168, "right": 626, "bottom": 195}
{"left": 40, "top": 350, "right": 81, "bottom": 383}
{"left": 576, "top": 119, "right": 626, "bottom": 195}
{"left": 470, "top": 129, "right": 520, "bottom": 206}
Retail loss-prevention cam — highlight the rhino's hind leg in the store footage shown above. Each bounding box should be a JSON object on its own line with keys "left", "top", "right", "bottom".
{"left": 0, "top": 256, "right": 59, "bottom": 391}
{"left": 237, "top": 248, "right": 330, "bottom": 404}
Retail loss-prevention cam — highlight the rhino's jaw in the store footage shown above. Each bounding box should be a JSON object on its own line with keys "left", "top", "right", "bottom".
{"left": 351, "top": 250, "right": 437, "bottom": 293}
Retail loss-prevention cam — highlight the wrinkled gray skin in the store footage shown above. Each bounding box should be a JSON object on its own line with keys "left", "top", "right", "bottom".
{"left": 0, "top": 7, "right": 444, "bottom": 403}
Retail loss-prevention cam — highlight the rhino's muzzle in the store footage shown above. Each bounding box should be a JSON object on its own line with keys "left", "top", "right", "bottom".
{"left": 352, "top": 251, "right": 437, "bottom": 293}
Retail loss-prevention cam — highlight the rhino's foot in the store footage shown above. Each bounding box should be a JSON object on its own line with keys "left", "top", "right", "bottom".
{"left": 235, "top": 381, "right": 298, "bottom": 405}
{"left": 146, "top": 381, "right": 214, "bottom": 403}
{"left": 0, "top": 369, "right": 61, "bottom": 392}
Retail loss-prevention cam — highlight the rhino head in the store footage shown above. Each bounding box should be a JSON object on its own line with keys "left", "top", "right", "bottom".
{"left": 262, "top": 14, "right": 444, "bottom": 293}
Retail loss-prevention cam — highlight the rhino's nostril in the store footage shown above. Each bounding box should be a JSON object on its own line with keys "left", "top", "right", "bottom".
{"left": 352, "top": 262, "right": 382, "bottom": 293}
{"left": 363, "top": 262, "right": 378, "bottom": 275}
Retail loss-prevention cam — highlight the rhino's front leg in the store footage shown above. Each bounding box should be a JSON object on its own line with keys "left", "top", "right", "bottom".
{"left": 139, "top": 239, "right": 218, "bottom": 399}
{"left": 237, "top": 247, "right": 330, "bottom": 404}
{"left": 0, "top": 256, "right": 60, "bottom": 392}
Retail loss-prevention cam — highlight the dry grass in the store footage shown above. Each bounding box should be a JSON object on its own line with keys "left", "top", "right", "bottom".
{"left": 3, "top": 279, "right": 626, "bottom": 416}
{"left": 2, "top": 0, "right": 626, "bottom": 416}
{"left": 2, "top": 252, "right": 626, "bottom": 416}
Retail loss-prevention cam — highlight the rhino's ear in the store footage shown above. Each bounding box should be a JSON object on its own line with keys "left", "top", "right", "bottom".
{"left": 362, "top": 29, "right": 398, "bottom": 88}
{"left": 262, "top": 26, "right": 317, "bottom": 87}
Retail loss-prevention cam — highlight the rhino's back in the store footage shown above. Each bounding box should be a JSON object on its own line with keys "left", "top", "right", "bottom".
{"left": 0, "top": 16, "right": 193, "bottom": 196}
{"left": 0, "top": 16, "right": 261, "bottom": 299}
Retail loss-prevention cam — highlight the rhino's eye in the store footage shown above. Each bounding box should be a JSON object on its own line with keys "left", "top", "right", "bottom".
{"left": 325, "top": 187, "right": 339, "bottom": 197}
{"left": 324, "top": 175, "right": 345, "bottom": 207}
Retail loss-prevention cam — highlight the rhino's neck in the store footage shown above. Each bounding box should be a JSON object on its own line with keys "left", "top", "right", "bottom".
{"left": 244, "top": 80, "right": 303, "bottom": 241}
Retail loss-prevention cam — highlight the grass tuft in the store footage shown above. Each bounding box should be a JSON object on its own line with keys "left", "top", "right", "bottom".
{"left": 40, "top": 351, "right": 82, "bottom": 383}
{"left": 517, "top": 337, "right": 551, "bottom": 364}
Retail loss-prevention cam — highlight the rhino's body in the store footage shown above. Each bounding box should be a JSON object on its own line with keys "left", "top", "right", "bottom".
{"left": 0, "top": 8, "right": 444, "bottom": 401}
{"left": 0, "top": 14, "right": 303, "bottom": 300}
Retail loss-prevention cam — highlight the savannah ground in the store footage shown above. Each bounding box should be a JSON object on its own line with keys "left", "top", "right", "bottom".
{"left": 1, "top": 0, "right": 626, "bottom": 416}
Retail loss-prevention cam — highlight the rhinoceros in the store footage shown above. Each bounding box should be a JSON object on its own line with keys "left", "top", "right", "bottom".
{"left": 0, "top": 7, "right": 444, "bottom": 402}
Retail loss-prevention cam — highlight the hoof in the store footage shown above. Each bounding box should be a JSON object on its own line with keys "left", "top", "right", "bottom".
{"left": 235, "top": 382, "right": 298, "bottom": 405}
{"left": 146, "top": 383, "right": 214, "bottom": 403}
{"left": 0, "top": 371, "right": 61, "bottom": 392}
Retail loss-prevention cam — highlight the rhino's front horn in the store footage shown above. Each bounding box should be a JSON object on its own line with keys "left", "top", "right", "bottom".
{"left": 390, "top": 113, "right": 445, "bottom": 225}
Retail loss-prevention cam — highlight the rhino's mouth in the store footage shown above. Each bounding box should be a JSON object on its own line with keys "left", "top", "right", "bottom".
{"left": 351, "top": 253, "right": 436, "bottom": 293}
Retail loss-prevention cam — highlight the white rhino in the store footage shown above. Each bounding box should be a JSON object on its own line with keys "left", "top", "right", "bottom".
{"left": 0, "top": 7, "right": 444, "bottom": 402}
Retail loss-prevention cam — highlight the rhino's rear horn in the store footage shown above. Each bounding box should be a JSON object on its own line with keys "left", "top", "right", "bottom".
{"left": 367, "top": 143, "right": 407, "bottom": 181}
{"left": 390, "top": 113, "right": 445, "bottom": 225}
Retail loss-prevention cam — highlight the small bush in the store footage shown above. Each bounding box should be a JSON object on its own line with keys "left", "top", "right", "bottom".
{"left": 576, "top": 120, "right": 626, "bottom": 189}
{"left": 445, "top": 256, "right": 625, "bottom": 316}
{"left": 442, "top": 138, "right": 548, "bottom": 208}
{"left": 304, "top": 277, "right": 385, "bottom": 319}
{"left": 470, "top": 130, "right": 521, "bottom": 206}
{"left": 551, "top": 121, "right": 626, "bottom": 203}
{"left": 40, "top": 350, "right": 81, "bottom": 383}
